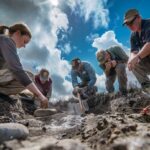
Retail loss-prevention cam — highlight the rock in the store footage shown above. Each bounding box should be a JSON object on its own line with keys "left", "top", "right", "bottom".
{"left": 34, "top": 108, "right": 57, "bottom": 117}
{"left": 111, "top": 144, "right": 127, "bottom": 150}
{"left": 0, "top": 123, "right": 29, "bottom": 143}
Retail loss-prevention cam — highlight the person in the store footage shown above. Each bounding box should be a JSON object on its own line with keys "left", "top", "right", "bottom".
{"left": 123, "top": 9, "right": 150, "bottom": 93}
{"left": 96, "top": 46, "right": 129, "bottom": 95}
{"left": 71, "top": 58, "right": 97, "bottom": 99}
{"left": 35, "top": 69, "right": 52, "bottom": 100}
{"left": 0, "top": 23, "right": 48, "bottom": 108}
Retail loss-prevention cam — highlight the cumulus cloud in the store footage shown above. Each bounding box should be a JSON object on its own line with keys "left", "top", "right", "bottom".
{"left": 92, "top": 30, "right": 129, "bottom": 52}
{"left": 95, "top": 74, "right": 106, "bottom": 92}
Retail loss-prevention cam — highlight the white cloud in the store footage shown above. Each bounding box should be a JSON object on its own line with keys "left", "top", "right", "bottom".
{"left": 92, "top": 30, "right": 130, "bottom": 55}
{"left": 63, "top": 43, "right": 72, "bottom": 54}
{"left": 95, "top": 73, "right": 106, "bottom": 92}
{"left": 66, "top": 0, "right": 109, "bottom": 29}
{"left": 126, "top": 69, "right": 141, "bottom": 89}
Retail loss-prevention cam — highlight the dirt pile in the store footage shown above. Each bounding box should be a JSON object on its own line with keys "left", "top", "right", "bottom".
{"left": 0, "top": 91, "right": 150, "bottom": 150}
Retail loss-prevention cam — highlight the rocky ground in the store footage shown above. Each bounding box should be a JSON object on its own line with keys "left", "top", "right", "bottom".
{"left": 0, "top": 90, "right": 150, "bottom": 150}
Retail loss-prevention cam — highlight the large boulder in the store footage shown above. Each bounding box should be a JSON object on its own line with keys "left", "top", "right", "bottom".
{"left": 0, "top": 123, "right": 29, "bottom": 143}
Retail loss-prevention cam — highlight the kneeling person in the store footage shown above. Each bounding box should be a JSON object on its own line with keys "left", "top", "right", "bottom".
{"left": 96, "top": 46, "right": 129, "bottom": 95}
{"left": 35, "top": 69, "right": 52, "bottom": 100}
{"left": 71, "top": 58, "right": 97, "bottom": 99}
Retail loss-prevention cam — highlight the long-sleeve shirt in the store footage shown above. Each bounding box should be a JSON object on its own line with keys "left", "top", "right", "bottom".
{"left": 71, "top": 62, "right": 96, "bottom": 88}
{"left": 0, "top": 35, "right": 32, "bottom": 86}
{"left": 99, "top": 46, "right": 129, "bottom": 76}
{"left": 35, "top": 75, "right": 52, "bottom": 98}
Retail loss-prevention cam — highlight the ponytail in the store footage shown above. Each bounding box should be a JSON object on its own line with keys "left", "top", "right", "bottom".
{"left": 0, "top": 22, "right": 32, "bottom": 38}
{"left": 0, "top": 25, "right": 9, "bottom": 34}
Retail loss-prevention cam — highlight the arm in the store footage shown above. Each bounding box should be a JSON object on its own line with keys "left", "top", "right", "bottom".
{"left": 71, "top": 70, "right": 79, "bottom": 87}
{"left": 46, "top": 82, "right": 52, "bottom": 99}
{"left": 26, "top": 83, "right": 48, "bottom": 108}
{"left": 1, "top": 37, "right": 32, "bottom": 86}
{"left": 99, "top": 63, "right": 111, "bottom": 77}
{"left": 128, "top": 43, "right": 150, "bottom": 70}
{"left": 1, "top": 37, "right": 48, "bottom": 108}
{"left": 85, "top": 63, "right": 96, "bottom": 88}
{"left": 137, "top": 42, "right": 150, "bottom": 58}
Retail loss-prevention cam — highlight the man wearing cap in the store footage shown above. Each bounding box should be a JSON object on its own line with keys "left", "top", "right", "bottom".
{"left": 35, "top": 69, "right": 52, "bottom": 100}
{"left": 123, "top": 9, "right": 150, "bottom": 92}
{"left": 96, "top": 46, "right": 129, "bottom": 95}
{"left": 71, "top": 58, "right": 97, "bottom": 99}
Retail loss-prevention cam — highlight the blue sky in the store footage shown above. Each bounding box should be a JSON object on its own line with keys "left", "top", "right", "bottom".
{"left": 0, "top": 0, "right": 148, "bottom": 99}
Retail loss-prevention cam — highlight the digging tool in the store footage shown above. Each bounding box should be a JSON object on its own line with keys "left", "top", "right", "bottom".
{"left": 77, "top": 91, "right": 89, "bottom": 114}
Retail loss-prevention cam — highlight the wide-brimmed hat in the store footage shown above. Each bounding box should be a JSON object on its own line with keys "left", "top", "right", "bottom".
{"left": 123, "top": 9, "right": 139, "bottom": 25}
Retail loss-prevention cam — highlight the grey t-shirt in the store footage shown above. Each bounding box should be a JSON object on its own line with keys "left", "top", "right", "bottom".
{"left": 0, "top": 35, "right": 32, "bottom": 86}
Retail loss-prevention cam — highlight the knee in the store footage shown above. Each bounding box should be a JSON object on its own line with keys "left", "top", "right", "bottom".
{"left": 115, "top": 63, "right": 126, "bottom": 74}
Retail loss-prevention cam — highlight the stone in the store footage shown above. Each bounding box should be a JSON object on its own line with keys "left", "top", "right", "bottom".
{"left": 34, "top": 108, "right": 57, "bottom": 117}
{"left": 0, "top": 123, "right": 29, "bottom": 143}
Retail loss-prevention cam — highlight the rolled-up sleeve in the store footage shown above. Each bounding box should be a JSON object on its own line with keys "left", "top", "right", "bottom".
{"left": 0, "top": 37, "right": 32, "bottom": 86}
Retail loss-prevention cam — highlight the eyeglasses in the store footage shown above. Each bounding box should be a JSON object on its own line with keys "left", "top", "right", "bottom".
{"left": 126, "top": 15, "right": 138, "bottom": 26}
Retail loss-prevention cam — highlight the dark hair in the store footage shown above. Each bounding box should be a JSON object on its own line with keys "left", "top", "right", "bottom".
{"left": 0, "top": 23, "right": 32, "bottom": 38}
{"left": 39, "top": 68, "right": 49, "bottom": 76}
{"left": 0, "top": 25, "right": 9, "bottom": 34}
{"left": 71, "top": 58, "right": 81, "bottom": 68}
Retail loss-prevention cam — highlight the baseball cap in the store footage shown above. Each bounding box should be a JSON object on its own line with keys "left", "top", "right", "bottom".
{"left": 96, "top": 50, "right": 106, "bottom": 64}
{"left": 123, "top": 9, "right": 139, "bottom": 25}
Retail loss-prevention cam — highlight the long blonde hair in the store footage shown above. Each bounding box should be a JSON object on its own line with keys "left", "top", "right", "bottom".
{"left": 0, "top": 22, "right": 32, "bottom": 38}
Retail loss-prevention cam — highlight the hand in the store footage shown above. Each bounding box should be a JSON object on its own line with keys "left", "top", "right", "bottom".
{"left": 128, "top": 56, "right": 139, "bottom": 71}
{"left": 38, "top": 94, "right": 49, "bottom": 108}
{"left": 111, "top": 60, "right": 117, "bottom": 68}
{"left": 74, "top": 86, "right": 80, "bottom": 93}
{"left": 105, "top": 61, "right": 112, "bottom": 71}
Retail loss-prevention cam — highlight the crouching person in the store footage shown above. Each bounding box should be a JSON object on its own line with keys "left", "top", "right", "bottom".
{"left": 35, "top": 69, "right": 52, "bottom": 100}
{"left": 0, "top": 23, "right": 48, "bottom": 108}
{"left": 96, "top": 46, "right": 129, "bottom": 95}
{"left": 71, "top": 58, "right": 97, "bottom": 99}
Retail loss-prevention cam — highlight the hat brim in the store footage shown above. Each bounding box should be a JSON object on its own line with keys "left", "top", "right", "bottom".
{"left": 123, "top": 16, "right": 135, "bottom": 25}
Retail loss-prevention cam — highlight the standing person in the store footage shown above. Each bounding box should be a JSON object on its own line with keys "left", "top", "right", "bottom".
{"left": 71, "top": 58, "right": 97, "bottom": 99}
{"left": 123, "top": 9, "right": 150, "bottom": 93}
{"left": 96, "top": 46, "right": 129, "bottom": 95}
{"left": 35, "top": 69, "right": 52, "bottom": 100}
{"left": 0, "top": 23, "right": 48, "bottom": 108}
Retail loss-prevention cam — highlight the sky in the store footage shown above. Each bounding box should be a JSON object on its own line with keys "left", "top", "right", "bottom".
{"left": 0, "top": 0, "right": 149, "bottom": 100}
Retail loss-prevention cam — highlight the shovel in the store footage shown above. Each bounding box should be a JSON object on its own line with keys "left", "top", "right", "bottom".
{"left": 77, "top": 92, "right": 89, "bottom": 114}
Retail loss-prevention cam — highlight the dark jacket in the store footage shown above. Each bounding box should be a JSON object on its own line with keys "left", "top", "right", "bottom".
{"left": 35, "top": 75, "right": 52, "bottom": 98}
